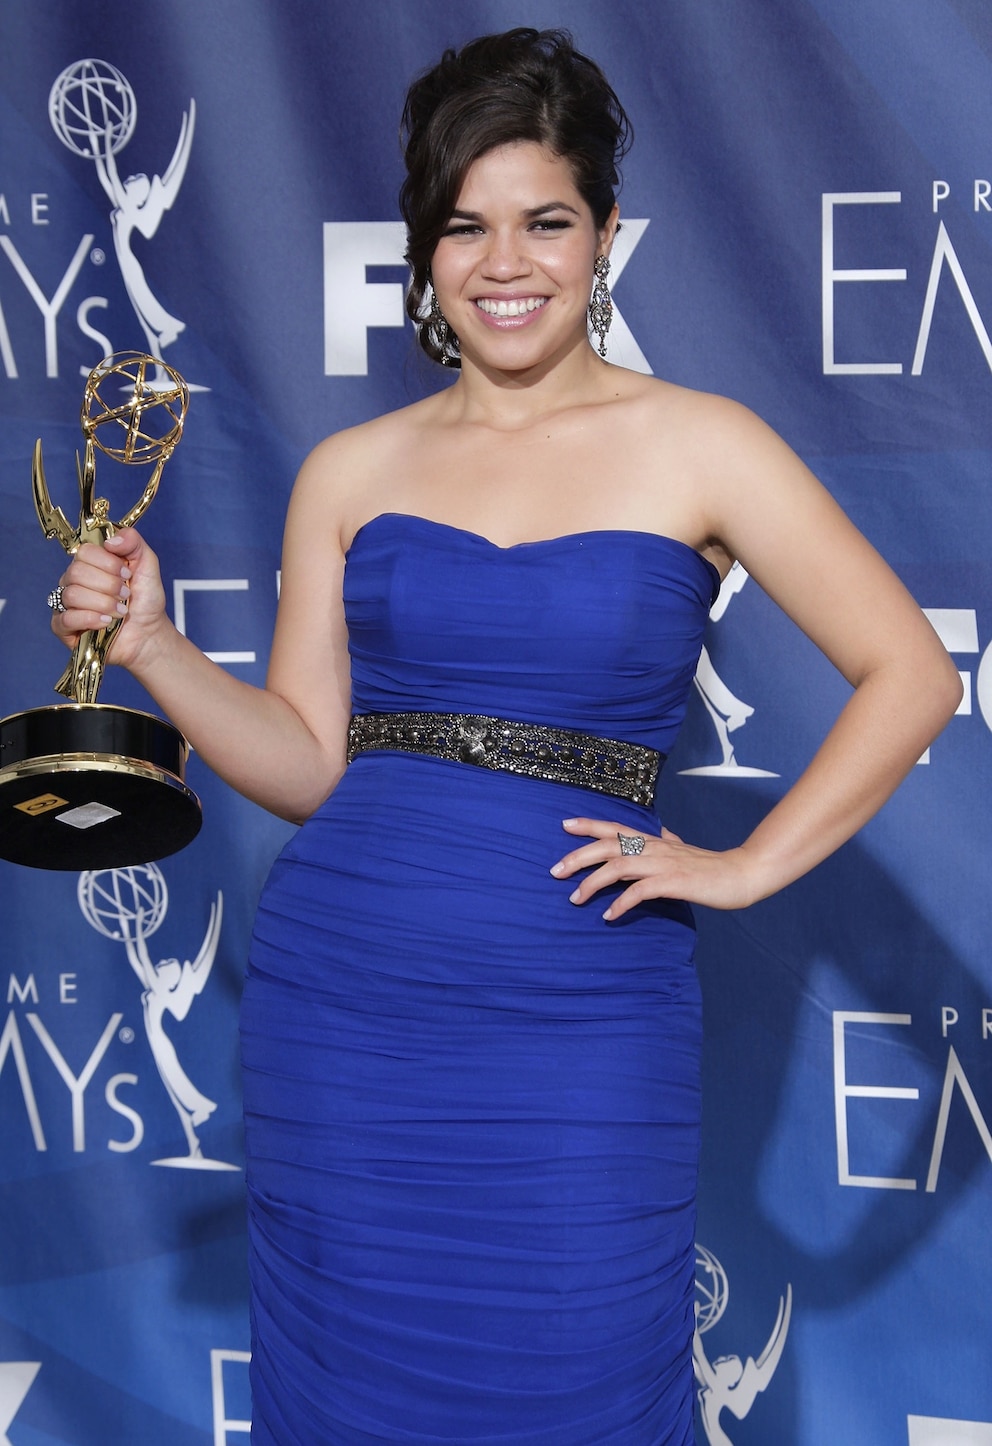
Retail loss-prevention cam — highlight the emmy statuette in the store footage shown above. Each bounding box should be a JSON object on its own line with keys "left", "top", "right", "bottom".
{"left": 0, "top": 352, "right": 202, "bottom": 870}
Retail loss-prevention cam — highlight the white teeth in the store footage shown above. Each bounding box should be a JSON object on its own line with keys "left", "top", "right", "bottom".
{"left": 475, "top": 296, "right": 547, "bottom": 317}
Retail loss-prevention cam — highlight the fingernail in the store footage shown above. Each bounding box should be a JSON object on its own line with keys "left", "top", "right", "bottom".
{"left": 116, "top": 599, "right": 128, "bottom": 614}
{"left": 550, "top": 862, "right": 565, "bottom": 876}
{"left": 99, "top": 614, "right": 114, "bottom": 623}
{"left": 569, "top": 889, "right": 581, "bottom": 904}
{"left": 562, "top": 818, "right": 577, "bottom": 827}
{"left": 120, "top": 567, "right": 132, "bottom": 579}
{"left": 602, "top": 908, "right": 614, "bottom": 921}
{"left": 119, "top": 585, "right": 130, "bottom": 600}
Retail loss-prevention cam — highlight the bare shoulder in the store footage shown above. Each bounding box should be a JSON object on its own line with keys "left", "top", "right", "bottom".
{"left": 622, "top": 374, "right": 780, "bottom": 449}
{"left": 641, "top": 385, "right": 883, "bottom": 625}
{"left": 286, "top": 394, "right": 443, "bottom": 540}
{"left": 629, "top": 379, "right": 819, "bottom": 511}
{"left": 296, "top": 394, "right": 440, "bottom": 488}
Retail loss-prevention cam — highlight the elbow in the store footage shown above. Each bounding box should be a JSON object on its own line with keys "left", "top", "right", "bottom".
{"left": 940, "top": 658, "right": 964, "bottom": 722}
{"left": 243, "top": 765, "right": 344, "bottom": 828}
{"left": 284, "top": 764, "right": 346, "bottom": 826}
{"left": 926, "top": 649, "right": 964, "bottom": 734}
{"left": 275, "top": 797, "right": 324, "bottom": 828}
{"left": 947, "top": 662, "right": 965, "bottom": 715}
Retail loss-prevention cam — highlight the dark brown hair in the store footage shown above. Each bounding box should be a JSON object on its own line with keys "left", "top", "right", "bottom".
{"left": 400, "top": 28, "right": 632, "bottom": 367}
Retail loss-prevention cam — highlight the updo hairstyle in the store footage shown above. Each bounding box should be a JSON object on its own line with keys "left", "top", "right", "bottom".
{"left": 400, "top": 28, "right": 632, "bottom": 367}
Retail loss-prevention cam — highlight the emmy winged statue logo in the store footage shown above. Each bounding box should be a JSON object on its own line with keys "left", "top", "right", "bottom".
{"left": 78, "top": 863, "right": 238, "bottom": 1170}
{"left": 48, "top": 58, "right": 203, "bottom": 390}
{"left": 693, "top": 1245, "right": 792, "bottom": 1445}
{"left": 680, "top": 564, "right": 778, "bottom": 778}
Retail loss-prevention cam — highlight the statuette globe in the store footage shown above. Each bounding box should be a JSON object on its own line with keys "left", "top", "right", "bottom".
{"left": 49, "top": 59, "right": 136, "bottom": 158}
{"left": 82, "top": 351, "right": 189, "bottom": 464}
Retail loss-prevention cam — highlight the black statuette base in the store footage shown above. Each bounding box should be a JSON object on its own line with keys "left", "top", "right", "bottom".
{"left": 0, "top": 704, "right": 201, "bottom": 870}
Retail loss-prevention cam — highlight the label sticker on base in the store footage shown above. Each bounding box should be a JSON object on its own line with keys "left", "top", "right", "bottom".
{"left": 14, "top": 792, "right": 70, "bottom": 816}
{"left": 56, "top": 803, "right": 122, "bottom": 830}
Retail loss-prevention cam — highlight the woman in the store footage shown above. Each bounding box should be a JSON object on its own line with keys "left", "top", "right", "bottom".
{"left": 52, "top": 29, "right": 960, "bottom": 1445}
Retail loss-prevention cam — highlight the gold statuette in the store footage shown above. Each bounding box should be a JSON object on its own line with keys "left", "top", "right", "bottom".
{"left": 0, "top": 353, "right": 202, "bottom": 870}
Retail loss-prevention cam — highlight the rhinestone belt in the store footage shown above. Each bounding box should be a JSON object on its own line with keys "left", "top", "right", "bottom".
{"left": 346, "top": 712, "right": 663, "bottom": 807}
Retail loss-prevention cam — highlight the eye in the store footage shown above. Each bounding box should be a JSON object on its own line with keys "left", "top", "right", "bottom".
{"left": 441, "top": 223, "right": 483, "bottom": 238}
{"left": 530, "top": 218, "right": 572, "bottom": 232}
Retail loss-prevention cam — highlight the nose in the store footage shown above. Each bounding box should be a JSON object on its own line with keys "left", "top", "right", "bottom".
{"left": 481, "top": 227, "right": 530, "bottom": 280}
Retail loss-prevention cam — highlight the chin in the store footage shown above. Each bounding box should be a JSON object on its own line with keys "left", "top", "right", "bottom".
{"left": 466, "top": 326, "right": 586, "bottom": 371}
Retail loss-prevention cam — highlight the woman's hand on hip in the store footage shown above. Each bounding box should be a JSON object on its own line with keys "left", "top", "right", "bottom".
{"left": 550, "top": 816, "right": 761, "bottom": 916}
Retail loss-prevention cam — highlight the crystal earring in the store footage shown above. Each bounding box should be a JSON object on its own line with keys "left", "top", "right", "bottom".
{"left": 429, "top": 282, "right": 453, "bottom": 364}
{"left": 588, "top": 255, "right": 613, "bottom": 358}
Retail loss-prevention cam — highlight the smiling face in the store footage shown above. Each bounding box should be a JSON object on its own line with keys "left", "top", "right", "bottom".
{"left": 429, "top": 141, "right": 618, "bottom": 376}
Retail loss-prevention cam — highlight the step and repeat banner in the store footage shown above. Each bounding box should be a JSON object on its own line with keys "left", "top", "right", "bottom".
{"left": 1, "top": 2, "right": 989, "bottom": 1442}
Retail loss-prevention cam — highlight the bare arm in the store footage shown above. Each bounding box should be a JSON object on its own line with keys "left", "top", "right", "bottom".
{"left": 555, "top": 397, "right": 962, "bottom": 913}
{"left": 51, "top": 438, "right": 355, "bottom": 823}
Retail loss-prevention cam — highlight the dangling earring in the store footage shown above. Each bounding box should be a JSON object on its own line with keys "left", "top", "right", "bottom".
{"left": 428, "top": 281, "right": 454, "bottom": 365}
{"left": 588, "top": 255, "right": 613, "bottom": 358}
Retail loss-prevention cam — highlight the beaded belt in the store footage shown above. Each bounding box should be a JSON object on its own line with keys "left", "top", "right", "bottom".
{"left": 346, "top": 711, "right": 663, "bottom": 807}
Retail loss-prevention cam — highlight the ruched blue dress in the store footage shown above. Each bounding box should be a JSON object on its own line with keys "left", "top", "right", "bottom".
{"left": 243, "top": 513, "right": 720, "bottom": 1444}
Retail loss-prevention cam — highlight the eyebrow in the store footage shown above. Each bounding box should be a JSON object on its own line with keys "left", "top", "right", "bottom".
{"left": 449, "top": 201, "right": 582, "bottom": 221}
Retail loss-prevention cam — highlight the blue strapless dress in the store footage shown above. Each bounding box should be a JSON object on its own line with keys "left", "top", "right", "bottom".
{"left": 243, "top": 514, "right": 720, "bottom": 1444}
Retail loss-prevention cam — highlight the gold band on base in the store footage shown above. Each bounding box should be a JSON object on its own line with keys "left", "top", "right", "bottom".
{"left": 0, "top": 751, "right": 193, "bottom": 793}
{"left": 347, "top": 711, "right": 663, "bottom": 807}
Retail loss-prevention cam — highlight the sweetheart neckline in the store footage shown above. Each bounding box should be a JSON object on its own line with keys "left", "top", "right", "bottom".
{"left": 346, "top": 512, "right": 723, "bottom": 589}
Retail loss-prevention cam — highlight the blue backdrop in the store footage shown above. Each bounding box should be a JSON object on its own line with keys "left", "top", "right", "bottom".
{"left": 1, "top": 3, "right": 989, "bottom": 1443}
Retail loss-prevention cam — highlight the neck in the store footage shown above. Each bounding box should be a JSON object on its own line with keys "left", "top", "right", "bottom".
{"left": 448, "top": 337, "right": 612, "bottom": 430}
